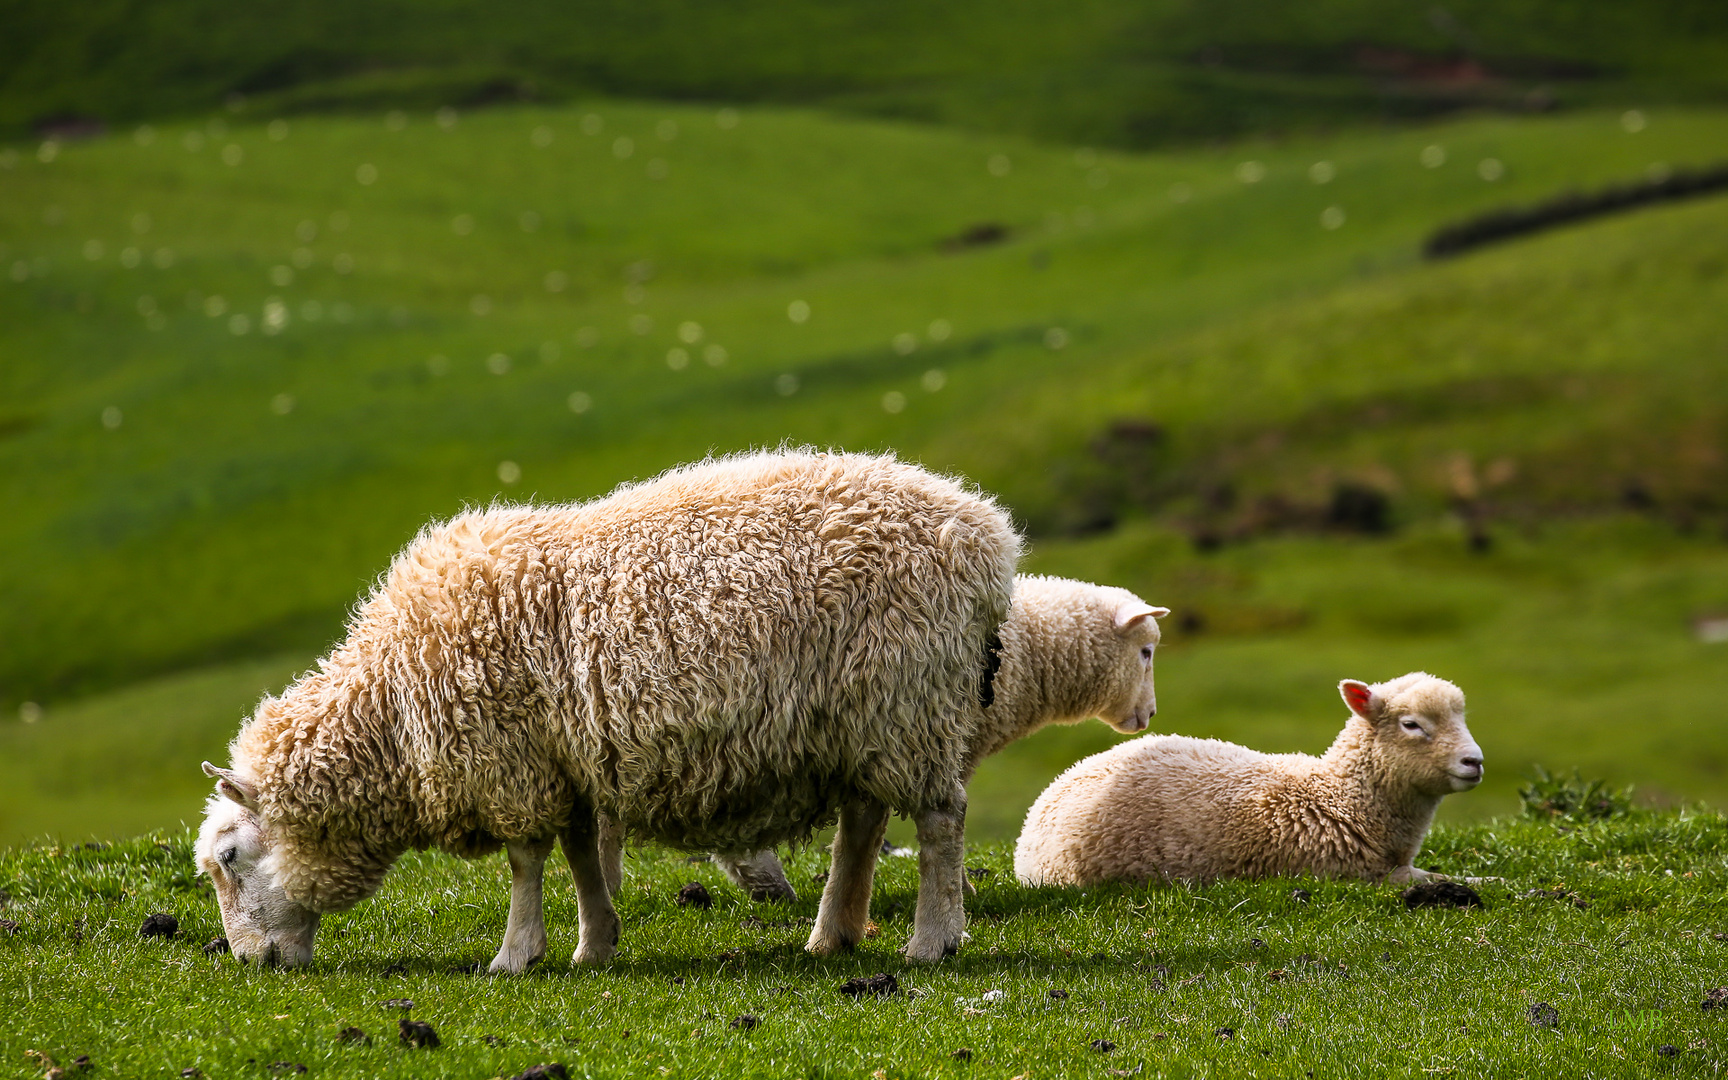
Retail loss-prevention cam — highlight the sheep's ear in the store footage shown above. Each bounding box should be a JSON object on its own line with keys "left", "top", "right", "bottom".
{"left": 1114, "top": 602, "right": 1170, "bottom": 634}
{"left": 202, "top": 761, "right": 259, "bottom": 809}
{"left": 1339, "top": 680, "right": 1376, "bottom": 720}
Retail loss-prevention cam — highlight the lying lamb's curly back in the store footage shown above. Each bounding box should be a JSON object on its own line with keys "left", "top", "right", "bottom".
{"left": 231, "top": 450, "right": 1020, "bottom": 911}
{"left": 1013, "top": 672, "right": 1482, "bottom": 887}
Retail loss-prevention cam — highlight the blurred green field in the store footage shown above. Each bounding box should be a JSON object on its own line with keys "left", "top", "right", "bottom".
{"left": 3, "top": 101, "right": 1727, "bottom": 847}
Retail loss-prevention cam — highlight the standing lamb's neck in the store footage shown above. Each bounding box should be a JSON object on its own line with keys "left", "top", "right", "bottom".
{"left": 967, "top": 594, "right": 1113, "bottom": 764}
{"left": 1316, "top": 723, "right": 1443, "bottom": 877}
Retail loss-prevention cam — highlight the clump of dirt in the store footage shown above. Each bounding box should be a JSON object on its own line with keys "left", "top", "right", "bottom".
{"left": 336, "top": 1027, "right": 370, "bottom": 1046}
{"left": 965, "top": 866, "right": 993, "bottom": 880}
{"left": 951, "top": 1048, "right": 973, "bottom": 1061}
{"left": 1049, "top": 989, "right": 1070, "bottom": 1000}
{"left": 1090, "top": 1038, "right": 1116, "bottom": 1053}
{"left": 1702, "top": 988, "right": 1728, "bottom": 1010}
{"left": 729, "top": 1015, "right": 760, "bottom": 1031}
{"left": 1249, "top": 938, "right": 1266, "bottom": 950}
{"left": 71, "top": 1055, "right": 92, "bottom": 1071}
{"left": 139, "top": 913, "right": 179, "bottom": 939}
{"left": 1523, "top": 887, "right": 1589, "bottom": 909}
{"left": 1216, "top": 1028, "right": 1236, "bottom": 1040}
{"left": 840, "top": 973, "right": 900, "bottom": 998}
{"left": 1402, "top": 881, "right": 1483, "bottom": 909}
{"left": 1527, "top": 1002, "right": 1560, "bottom": 1029}
{"left": 379, "top": 998, "right": 415, "bottom": 1011}
{"left": 1290, "top": 888, "right": 1312, "bottom": 903}
{"left": 482, "top": 1035, "right": 507, "bottom": 1047}
{"left": 510, "top": 1065, "right": 569, "bottom": 1080}
{"left": 203, "top": 937, "right": 229, "bottom": 955}
{"left": 676, "top": 882, "right": 713, "bottom": 909}
{"left": 669, "top": 976, "right": 686, "bottom": 987}
{"left": 399, "top": 1019, "right": 441, "bottom": 1048}
{"left": 1274, "top": 1014, "right": 1293, "bottom": 1029}
{"left": 0, "top": 918, "right": 18, "bottom": 936}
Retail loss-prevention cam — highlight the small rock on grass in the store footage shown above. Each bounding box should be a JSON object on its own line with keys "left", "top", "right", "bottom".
{"left": 1049, "top": 989, "right": 1069, "bottom": 1000}
{"left": 1658, "top": 1045, "right": 1680, "bottom": 1058}
{"left": 139, "top": 913, "right": 179, "bottom": 939}
{"left": 1703, "top": 988, "right": 1728, "bottom": 1010}
{"left": 951, "top": 1048, "right": 972, "bottom": 1062}
{"left": 840, "top": 973, "right": 899, "bottom": 998}
{"left": 0, "top": 918, "right": 18, "bottom": 936}
{"left": 336, "top": 1027, "right": 370, "bottom": 1046}
{"left": 1091, "top": 1038, "right": 1116, "bottom": 1053}
{"left": 675, "top": 882, "right": 713, "bottom": 909}
{"left": 1527, "top": 1002, "right": 1560, "bottom": 1029}
{"left": 510, "top": 1065, "right": 569, "bottom": 1080}
{"left": 1403, "top": 881, "right": 1483, "bottom": 910}
{"left": 729, "top": 1014, "right": 759, "bottom": 1031}
{"left": 1290, "top": 888, "right": 1312, "bottom": 903}
{"left": 399, "top": 1019, "right": 440, "bottom": 1049}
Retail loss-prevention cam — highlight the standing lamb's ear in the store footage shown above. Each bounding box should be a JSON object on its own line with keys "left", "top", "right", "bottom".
{"left": 1338, "top": 680, "right": 1377, "bottom": 721}
{"left": 202, "top": 761, "right": 259, "bottom": 809}
{"left": 1113, "top": 603, "right": 1171, "bottom": 635}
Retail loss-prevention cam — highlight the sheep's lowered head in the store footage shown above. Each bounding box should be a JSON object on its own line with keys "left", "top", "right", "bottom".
{"left": 1016, "top": 576, "right": 1168, "bottom": 734}
{"left": 1102, "top": 592, "right": 1170, "bottom": 734}
{"left": 1339, "top": 672, "right": 1483, "bottom": 797}
{"left": 195, "top": 762, "right": 321, "bottom": 967}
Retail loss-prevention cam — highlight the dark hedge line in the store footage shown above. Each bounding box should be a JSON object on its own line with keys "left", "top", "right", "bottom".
{"left": 1424, "top": 162, "right": 1728, "bottom": 258}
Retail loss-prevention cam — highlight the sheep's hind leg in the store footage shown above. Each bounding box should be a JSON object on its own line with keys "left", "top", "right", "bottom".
{"left": 807, "top": 798, "right": 889, "bottom": 956}
{"left": 903, "top": 792, "right": 968, "bottom": 962}
{"left": 717, "top": 849, "right": 797, "bottom": 903}
{"left": 561, "top": 803, "right": 622, "bottom": 965}
{"left": 490, "top": 835, "right": 556, "bottom": 975}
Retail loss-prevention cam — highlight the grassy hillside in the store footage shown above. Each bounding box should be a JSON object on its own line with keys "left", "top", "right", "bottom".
{"left": 4, "top": 101, "right": 1728, "bottom": 845}
{"left": 4, "top": 0, "right": 1728, "bottom": 145}
{"left": 2, "top": 809, "right": 1726, "bottom": 1078}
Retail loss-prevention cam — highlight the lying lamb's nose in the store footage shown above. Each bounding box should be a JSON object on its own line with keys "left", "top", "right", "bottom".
{"left": 1459, "top": 755, "right": 1483, "bottom": 772}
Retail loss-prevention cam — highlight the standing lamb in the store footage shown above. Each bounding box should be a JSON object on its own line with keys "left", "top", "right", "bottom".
{"left": 1014, "top": 672, "right": 1483, "bottom": 887}
{"left": 617, "top": 574, "right": 1174, "bottom": 901}
{"left": 196, "top": 449, "right": 1020, "bottom": 969}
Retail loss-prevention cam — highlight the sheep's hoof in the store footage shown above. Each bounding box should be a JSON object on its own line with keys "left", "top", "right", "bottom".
{"left": 487, "top": 947, "right": 545, "bottom": 976}
{"left": 901, "top": 933, "right": 963, "bottom": 963}
{"left": 572, "top": 942, "right": 616, "bottom": 965}
{"left": 805, "top": 929, "right": 858, "bottom": 957}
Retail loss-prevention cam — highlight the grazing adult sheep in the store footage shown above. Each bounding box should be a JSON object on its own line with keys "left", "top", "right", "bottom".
{"left": 196, "top": 449, "right": 1020, "bottom": 969}
{"left": 1014, "top": 672, "right": 1483, "bottom": 887}
{"left": 619, "top": 574, "right": 1174, "bottom": 904}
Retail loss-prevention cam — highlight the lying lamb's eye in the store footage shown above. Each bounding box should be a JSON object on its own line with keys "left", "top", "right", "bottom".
{"left": 1400, "top": 720, "right": 1424, "bottom": 734}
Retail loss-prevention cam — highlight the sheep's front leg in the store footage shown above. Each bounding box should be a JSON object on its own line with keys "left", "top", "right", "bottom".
{"left": 561, "top": 803, "right": 622, "bottom": 965}
{"left": 1385, "top": 865, "right": 1435, "bottom": 885}
{"left": 490, "top": 835, "right": 556, "bottom": 975}
{"left": 716, "top": 849, "right": 797, "bottom": 903}
{"left": 597, "top": 812, "right": 626, "bottom": 898}
{"left": 807, "top": 797, "right": 888, "bottom": 955}
{"left": 903, "top": 793, "right": 968, "bottom": 962}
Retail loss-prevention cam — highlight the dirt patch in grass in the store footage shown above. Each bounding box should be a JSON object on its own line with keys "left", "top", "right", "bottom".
{"left": 139, "top": 913, "right": 179, "bottom": 939}
{"left": 1402, "top": 881, "right": 1483, "bottom": 909}
{"left": 398, "top": 1019, "right": 440, "bottom": 1048}
{"left": 676, "top": 882, "right": 713, "bottom": 909}
{"left": 840, "top": 973, "right": 899, "bottom": 998}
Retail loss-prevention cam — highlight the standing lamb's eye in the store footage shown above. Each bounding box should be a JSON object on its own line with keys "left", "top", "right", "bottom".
{"left": 1140, "top": 646, "right": 1153, "bottom": 661}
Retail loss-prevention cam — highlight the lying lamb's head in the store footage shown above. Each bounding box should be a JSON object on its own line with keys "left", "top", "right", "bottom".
{"left": 196, "top": 762, "right": 321, "bottom": 967}
{"left": 1340, "top": 673, "right": 1483, "bottom": 797}
{"left": 1085, "top": 584, "right": 1170, "bottom": 734}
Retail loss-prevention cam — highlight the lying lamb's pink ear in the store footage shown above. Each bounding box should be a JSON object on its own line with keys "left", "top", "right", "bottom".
{"left": 202, "top": 761, "right": 259, "bottom": 809}
{"left": 1338, "top": 680, "right": 1376, "bottom": 720}
{"left": 1113, "top": 602, "right": 1171, "bottom": 634}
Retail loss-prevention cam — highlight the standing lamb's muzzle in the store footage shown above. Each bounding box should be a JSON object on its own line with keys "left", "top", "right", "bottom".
{"left": 196, "top": 761, "right": 321, "bottom": 968}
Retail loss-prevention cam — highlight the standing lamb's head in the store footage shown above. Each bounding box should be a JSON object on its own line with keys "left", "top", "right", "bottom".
{"left": 1339, "top": 673, "right": 1483, "bottom": 797}
{"left": 195, "top": 762, "right": 321, "bottom": 967}
{"left": 1015, "top": 577, "right": 1170, "bottom": 734}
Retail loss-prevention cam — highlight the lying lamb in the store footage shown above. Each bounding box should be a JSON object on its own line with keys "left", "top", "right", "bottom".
{"left": 197, "top": 449, "right": 1021, "bottom": 969}
{"left": 599, "top": 573, "right": 1175, "bottom": 905}
{"left": 1014, "top": 672, "right": 1483, "bottom": 887}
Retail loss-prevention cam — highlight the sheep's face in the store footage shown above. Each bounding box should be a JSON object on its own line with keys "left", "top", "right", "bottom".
{"left": 1341, "top": 675, "right": 1483, "bottom": 797}
{"left": 1101, "top": 598, "right": 1171, "bottom": 734}
{"left": 196, "top": 763, "right": 320, "bottom": 967}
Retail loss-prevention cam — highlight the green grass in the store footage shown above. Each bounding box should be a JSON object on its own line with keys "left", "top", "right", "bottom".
{"left": 5, "top": 0, "right": 1728, "bottom": 146}
{"left": 4, "top": 810, "right": 1728, "bottom": 1078}
{"left": 5, "top": 100, "right": 1728, "bottom": 846}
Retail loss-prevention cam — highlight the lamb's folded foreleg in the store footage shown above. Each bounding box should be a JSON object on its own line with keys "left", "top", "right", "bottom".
{"left": 807, "top": 797, "right": 888, "bottom": 955}
{"left": 716, "top": 849, "right": 797, "bottom": 903}
{"left": 904, "top": 790, "right": 968, "bottom": 962}
{"left": 489, "top": 835, "right": 555, "bottom": 975}
{"left": 562, "top": 802, "right": 622, "bottom": 964}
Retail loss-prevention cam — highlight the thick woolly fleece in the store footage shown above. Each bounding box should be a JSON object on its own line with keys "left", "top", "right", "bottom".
{"left": 221, "top": 450, "right": 1020, "bottom": 913}
{"left": 606, "top": 573, "right": 1170, "bottom": 887}
{"left": 1015, "top": 673, "right": 1479, "bottom": 886}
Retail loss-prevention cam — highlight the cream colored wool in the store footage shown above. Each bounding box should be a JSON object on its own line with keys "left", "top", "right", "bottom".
{"left": 196, "top": 449, "right": 1020, "bottom": 967}
{"left": 1014, "top": 672, "right": 1484, "bottom": 887}
{"left": 653, "top": 573, "right": 1173, "bottom": 895}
